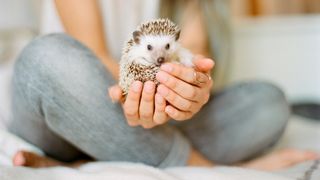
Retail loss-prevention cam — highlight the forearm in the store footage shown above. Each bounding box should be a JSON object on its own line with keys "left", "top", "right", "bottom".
{"left": 55, "top": 0, "right": 119, "bottom": 79}
{"left": 179, "top": 0, "right": 210, "bottom": 57}
{"left": 97, "top": 53, "right": 119, "bottom": 80}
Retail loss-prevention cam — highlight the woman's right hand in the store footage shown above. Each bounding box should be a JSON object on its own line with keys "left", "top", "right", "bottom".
{"left": 108, "top": 81, "right": 169, "bottom": 129}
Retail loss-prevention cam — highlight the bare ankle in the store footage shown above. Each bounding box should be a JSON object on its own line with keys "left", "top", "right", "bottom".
{"left": 187, "top": 148, "right": 213, "bottom": 167}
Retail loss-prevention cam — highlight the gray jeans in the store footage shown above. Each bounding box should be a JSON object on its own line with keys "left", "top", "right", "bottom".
{"left": 9, "top": 34, "right": 290, "bottom": 168}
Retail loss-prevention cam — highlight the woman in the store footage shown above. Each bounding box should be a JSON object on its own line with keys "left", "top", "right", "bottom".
{"left": 10, "top": 0, "right": 318, "bottom": 170}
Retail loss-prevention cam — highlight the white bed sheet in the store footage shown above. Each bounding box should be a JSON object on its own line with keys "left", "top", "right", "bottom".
{"left": 0, "top": 162, "right": 293, "bottom": 180}
{"left": 0, "top": 117, "right": 290, "bottom": 180}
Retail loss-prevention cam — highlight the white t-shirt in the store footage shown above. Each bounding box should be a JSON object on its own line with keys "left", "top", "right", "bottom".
{"left": 41, "top": 0, "right": 160, "bottom": 60}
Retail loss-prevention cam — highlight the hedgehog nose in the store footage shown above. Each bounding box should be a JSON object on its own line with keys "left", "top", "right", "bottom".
{"left": 157, "top": 57, "right": 165, "bottom": 65}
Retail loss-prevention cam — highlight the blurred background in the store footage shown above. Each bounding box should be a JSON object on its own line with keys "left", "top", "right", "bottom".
{"left": 0, "top": 0, "right": 319, "bottom": 124}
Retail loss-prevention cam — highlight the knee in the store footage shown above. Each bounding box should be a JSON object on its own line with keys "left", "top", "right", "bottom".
{"left": 15, "top": 33, "right": 94, "bottom": 71}
{"left": 212, "top": 81, "right": 290, "bottom": 164}
{"left": 242, "top": 81, "right": 290, "bottom": 123}
{"left": 13, "top": 33, "right": 111, "bottom": 88}
{"left": 237, "top": 81, "right": 290, "bottom": 142}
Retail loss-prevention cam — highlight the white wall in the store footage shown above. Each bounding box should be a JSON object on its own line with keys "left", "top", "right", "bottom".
{"left": 228, "top": 15, "right": 320, "bottom": 102}
{"left": 0, "top": 0, "right": 41, "bottom": 30}
{"left": 0, "top": 0, "right": 41, "bottom": 126}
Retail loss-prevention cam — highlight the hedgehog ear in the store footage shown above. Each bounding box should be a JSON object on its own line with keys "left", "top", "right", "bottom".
{"left": 133, "top": 31, "right": 142, "bottom": 44}
{"left": 174, "top": 30, "right": 181, "bottom": 41}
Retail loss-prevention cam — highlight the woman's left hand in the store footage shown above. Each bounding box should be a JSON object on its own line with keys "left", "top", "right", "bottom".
{"left": 156, "top": 56, "right": 214, "bottom": 121}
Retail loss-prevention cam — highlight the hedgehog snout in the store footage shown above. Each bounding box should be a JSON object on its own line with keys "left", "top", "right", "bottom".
{"left": 157, "top": 57, "right": 165, "bottom": 64}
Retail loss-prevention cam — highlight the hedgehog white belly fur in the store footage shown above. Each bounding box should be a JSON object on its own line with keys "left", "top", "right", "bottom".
{"left": 119, "top": 18, "right": 194, "bottom": 95}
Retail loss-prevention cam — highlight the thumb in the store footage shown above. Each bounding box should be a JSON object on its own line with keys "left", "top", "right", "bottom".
{"left": 108, "top": 85, "right": 123, "bottom": 103}
{"left": 193, "top": 57, "right": 215, "bottom": 72}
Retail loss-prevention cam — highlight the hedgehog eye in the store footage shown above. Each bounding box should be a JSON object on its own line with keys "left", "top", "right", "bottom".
{"left": 147, "top": 45, "right": 153, "bottom": 51}
{"left": 165, "top": 43, "right": 170, "bottom": 50}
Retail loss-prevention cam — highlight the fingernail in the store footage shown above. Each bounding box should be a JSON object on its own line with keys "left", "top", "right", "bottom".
{"left": 156, "top": 71, "right": 168, "bottom": 83}
{"left": 132, "top": 81, "right": 142, "bottom": 93}
{"left": 144, "top": 81, "right": 154, "bottom": 93}
{"left": 205, "top": 59, "right": 215, "bottom": 68}
{"left": 161, "top": 64, "right": 173, "bottom": 72}
{"left": 157, "top": 85, "right": 169, "bottom": 96}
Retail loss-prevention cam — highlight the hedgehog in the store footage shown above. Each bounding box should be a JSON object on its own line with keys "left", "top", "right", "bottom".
{"left": 119, "top": 18, "right": 194, "bottom": 95}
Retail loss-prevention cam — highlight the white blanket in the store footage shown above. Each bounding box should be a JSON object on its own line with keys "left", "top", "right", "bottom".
{"left": 0, "top": 127, "right": 316, "bottom": 180}
{"left": 0, "top": 127, "right": 287, "bottom": 180}
{"left": 0, "top": 162, "right": 291, "bottom": 180}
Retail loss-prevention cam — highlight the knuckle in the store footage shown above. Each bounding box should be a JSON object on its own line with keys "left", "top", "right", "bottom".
{"left": 155, "top": 97, "right": 165, "bottom": 106}
{"left": 171, "top": 95, "right": 181, "bottom": 106}
{"left": 166, "top": 90, "right": 176, "bottom": 102}
{"left": 186, "top": 88, "right": 197, "bottom": 99}
{"left": 125, "top": 108, "right": 137, "bottom": 117}
{"left": 140, "top": 112, "right": 153, "bottom": 120}
{"left": 181, "top": 101, "right": 192, "bottom": 111}
{"left": 167, "top": 77, "right": 177, "bottom": 89}
{"left": 127, "top": 93, "right": 138, "bottom": 102}
{"left": 142, "top": 94, "right": 153, "bottom": 102}
{"left": 155, "top": 105, "right": 165, "bottom": 112}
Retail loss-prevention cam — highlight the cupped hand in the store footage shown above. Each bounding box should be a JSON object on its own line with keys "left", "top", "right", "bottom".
{"left": 108, "top": 56, "right": 214, "bottom": 127}
{"left": 108, "top": 81, "right": 169, "bottom": 129}
{"left": 155, "top": 56, "right": 214, "bottom": 121}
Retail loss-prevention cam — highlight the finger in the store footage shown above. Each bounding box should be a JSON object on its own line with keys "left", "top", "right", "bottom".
{"left": 139, "top": 81, "right": 156, "bottom": 128}
{"left": 157, "top": 84, "right": 198, "bottom": 112}
{"left": 153, "top": 93, "right": 168, "bottom": 125}
{"left": 108, "top": 85, "right": 124, "bottom": 103}
{"left": 159, "top": 63, "right": 211, "bottom": 87}
{"left": 157, "top": 71, "right": 205, "bottom": 101}
{"left": 193, "top": 58, "right": 215, "bottom": 72}
{"left": 196, "top": 72, "right": 212, "bottom": 84}
{"left": 124, "top": 81, "right": 143, "bottom": 126}
{"left": 165, "top": 105, "right": 193, "bottom": 121}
